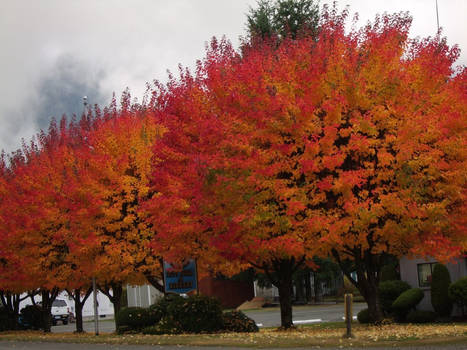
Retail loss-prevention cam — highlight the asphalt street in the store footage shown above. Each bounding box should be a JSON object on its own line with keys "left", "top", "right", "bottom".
{"left": 51, "top": 302, "right": 368, "bottom": 333}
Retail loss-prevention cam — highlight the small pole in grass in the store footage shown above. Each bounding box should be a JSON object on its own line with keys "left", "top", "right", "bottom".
{"left": 343, "top": 293, "right": 354, "bottom": 338}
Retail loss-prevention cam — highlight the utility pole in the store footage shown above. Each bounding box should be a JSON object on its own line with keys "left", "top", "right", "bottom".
{"left": 436, "top": 0, "right": 440, "bottom": 32}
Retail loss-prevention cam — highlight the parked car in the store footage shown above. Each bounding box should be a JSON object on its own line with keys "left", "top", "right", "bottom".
{"left": 51, "top": 299, "right": 69, "bottom": 325}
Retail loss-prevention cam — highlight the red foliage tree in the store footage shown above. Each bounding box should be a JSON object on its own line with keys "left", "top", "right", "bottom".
{"left": 150, "top": 8, "right": 466, "bottom": 326}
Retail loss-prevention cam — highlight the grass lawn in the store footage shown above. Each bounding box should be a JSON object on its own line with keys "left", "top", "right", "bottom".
{"left": 1, "top": 322, "right": 466, "bottom": 348}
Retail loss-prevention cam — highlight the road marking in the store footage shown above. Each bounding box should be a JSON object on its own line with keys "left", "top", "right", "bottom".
{"left": 293, "top": 319, "right": 322, "bottom": 324}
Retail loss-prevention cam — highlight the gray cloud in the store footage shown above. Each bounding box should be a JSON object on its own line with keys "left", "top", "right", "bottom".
{"left": 0, "top": 0, "right": 465, "bottom": 153}
{"left": 33, "top": 55, "right": 109, "bottom": 130}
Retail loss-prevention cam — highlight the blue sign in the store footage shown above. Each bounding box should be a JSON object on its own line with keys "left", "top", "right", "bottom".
{"left": 163, "top": 259, "right": 198, "bottom": 294}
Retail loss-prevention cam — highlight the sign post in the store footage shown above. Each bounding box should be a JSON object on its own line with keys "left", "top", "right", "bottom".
{"left": 343, "top": 293, "right": 353, "bottom": 338}
{"left": 163, "top": 259, "right": 198, "bottom": 295}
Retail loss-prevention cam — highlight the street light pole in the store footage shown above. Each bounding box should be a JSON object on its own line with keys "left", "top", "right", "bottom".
{"left": 93, "top": 277, "right": 99, "bottom": 335}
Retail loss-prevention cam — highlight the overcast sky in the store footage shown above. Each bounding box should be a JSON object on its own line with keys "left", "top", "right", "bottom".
{"left": 1, "top": 0, "right": 466, "bottom": 153}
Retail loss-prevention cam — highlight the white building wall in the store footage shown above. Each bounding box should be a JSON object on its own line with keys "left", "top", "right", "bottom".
{"left": 399, "top": 256, "right": 467, "bottom": 314}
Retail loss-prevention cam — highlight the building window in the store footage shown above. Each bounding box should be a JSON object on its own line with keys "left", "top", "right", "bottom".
{"left": 417, "top": 263, "right": 436, "bottom": 287}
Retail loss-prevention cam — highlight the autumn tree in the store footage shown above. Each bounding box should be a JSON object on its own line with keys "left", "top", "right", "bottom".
{"left": 151, "top": 7, "right": 466, "bottom": 327}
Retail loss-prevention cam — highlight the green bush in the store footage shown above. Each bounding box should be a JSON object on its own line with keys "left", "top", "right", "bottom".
{"left": 115, "top": 307, "right": 152, "bottom": 333}
{"left": 148, "top": 294, "right": 185, "bottom": 326}
{"left": 392, "top": 288, "right": 424, "bottom": 321}
{"left": 431, "top": 263, "right": 453, "bottom": 317}
{"left": 357, "top": 308, "right": 370, "bottom": 324}
{"left": 20, "top": 305, "right": 45, "bottom": 330}
{"left": 0, "top": 307, "right": 16, "bottom": 331}
{"left": 165, "top": 295, "right": 224, "bottom": 334}
{"left": 223, "top": 310, "right": 258, "bottom": 332}
{"left": 378, "top": 280, "right": 410, "bottom": 315}
{"left": 448, "top": 277, "right": 467, "bottom": 313}
{"left": 406, "top": 310, "right": 437, "bottom": 323}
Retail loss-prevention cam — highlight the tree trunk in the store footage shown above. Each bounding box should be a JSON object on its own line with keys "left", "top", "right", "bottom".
{"left": 40, "top": 288, "right": 59, "bottom": 333}
{"left": 99, "top": 282, "right": 123, "bottom": 329}
{"left": 67, "top": 287, "right": 92, "bottom": 333}
{"left": 0, "top": 292, "right": 22, "bottom": 330}
{"left": 304, "top": 270, "right": 312, "bottom": 303}
{"left": 313, "top": 272, "right": 321, "bottom": 302}
{"left": 332, "top": 249, "right": 384, "bottom": 324}
{"left": 145, "top": 274, "right": 165, "bottom": 294}
{"left": 278, "top": 278, "right": 293, "bottom": 328}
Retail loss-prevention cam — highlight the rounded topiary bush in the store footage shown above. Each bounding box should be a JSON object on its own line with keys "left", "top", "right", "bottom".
{"left": 406, "top": 310, "right": 437, "bottom": 323}
{"left": 392, "top": 288, "right": 424, "bottom": 321}
{"left": 115, "top": 307, "right": 152, "bottom": 333}
{"left": 378, "top": 280, "right": 411, "bottom": 315}
{"left": 223, "top": 310, "right": 258, "bottom": 332}
{"left": 431, "top": 263, "right": 453, "bottom": 317}
{"left": 448, "top": 277, "right": 467, "bottom": 313}
{"left": 357, "top": 308, "right": 370, "bottom": 324}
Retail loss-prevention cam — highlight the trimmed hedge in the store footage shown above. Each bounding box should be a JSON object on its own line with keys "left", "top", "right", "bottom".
{"left": 431, "top": 263, "right": 452, "bottom": 317}
{"left": 392, "top": 288, "right": 424, "bottom": 321}
{"left": 378, "top": 280, "right": 411, "bottom": 315}
{"left": 357, "top": 308, "right": 370, "bottom": 324}
{"left": 448, "top": 277, "right": 467, "bottom": 312}
{"left": 223, "top": 310, "right": 258, "bottom": 332}
{"left": 406, "top": 310, "right": 437, "bottom": 323}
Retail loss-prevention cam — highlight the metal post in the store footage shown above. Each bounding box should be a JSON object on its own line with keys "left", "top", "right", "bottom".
{"left": 343, "top": 293, "right": 353, "bottom": 338}
{"left": 92, "top": 277, "right": 99, "bottom": 335}
{"left": 436, "top": 0, "right": 439, "bottom": 32}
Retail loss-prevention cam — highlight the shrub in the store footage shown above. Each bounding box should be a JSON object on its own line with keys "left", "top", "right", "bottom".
{"left": 392, "top": 288, "right": 424, "bottom": 321}
{"left": 406, "top": 310, "right": 437, "bottom": 323}
{"left": 165, "top": 295, "right": 224, "bottom": 334}
{"left": 223, "top": 310, "right": 258, "bottom": 332}
{"left": 431, "top": 263, "right": 453, "bottom": 317}
{"left": 115, "top": 307, "right": 152, "bottom": 333}
{"left": 357, "top": 308, "right": 370, "bottom": 324}
{"left": 0, "top": 307, "right": 16, "bottom": 331}
{"left": 448, "top": 277, "right": 467, "bottom": 314}
{"left": 148, "top": 294, "right": 185, "bottom": 326}
{"left": 378, "top": 280, "right": 411, "bottom": 315}
{"left": 20, "top": 305, "right": 45, "bottom": 330}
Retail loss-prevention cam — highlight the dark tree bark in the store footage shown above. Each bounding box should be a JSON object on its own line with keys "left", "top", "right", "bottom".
{"left": 332, "top": 248, "right": 384, "bottom": 324}
{"left": 40, "top": 288, "right": 59, "bottom": 333}
{"left": 259, "top": 257, "right": 305, "bottom": 329}
{"left": 304, "top": 270, "right": 312, "bottom": 303}
{"left": 99, "top": 282, "right": 123, "bottom": 329}
{"left": 0, "top": 291, "right": 28, "bottom": 329}
{"left": 66, "top": 287, "right": 93, "bottom": 333}
{"left": 144, "top": 274, "right": 165, "bottom": 294}
{"left": 312, "top": 271, "right": 321, "bottom": 302}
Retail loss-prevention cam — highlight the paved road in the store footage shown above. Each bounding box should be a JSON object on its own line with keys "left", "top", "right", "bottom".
{"left": 1, "top": 341, "right": 467, "bottom": 350}
{"left": 51, "top": 303, "right": 367, "bottom": 333}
